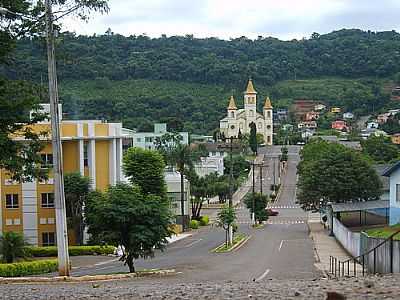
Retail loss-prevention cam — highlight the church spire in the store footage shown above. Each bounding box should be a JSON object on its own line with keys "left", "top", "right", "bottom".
{"left": 264, "top": 96, "right": 273, "bottom": 109}
{"left": 245, "top": 78, "right": 257, "bottom": 94}
{"left": 227, "top": 95, "right": 237, "bottom": 110}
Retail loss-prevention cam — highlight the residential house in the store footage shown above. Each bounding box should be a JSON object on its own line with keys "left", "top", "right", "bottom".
{"left": 383, "top": 162, "right": 400, "bottom": 225}
{"left": 314, "top": 104, "right": 327, "bottom": 112}
{"left": 331, "top": 107, "right": 341, "bottom": 113}
{"left": 297, "top": 121, "right": 317, "bottom": 129}
{"left": 391, "top": 133, "right": 400, "bottom": 145}
{"left": 377, "top": 113, "right": 391, "bottom": 124}
{"left": 133, "top": 123, "right": 189, "bottom": 150}
{"left": 391, "top": 86, "right": 400, "bottom": 101}
{"left": 374, "top": 164, "right": 391, "bottom": 202}
{"left": 276, "top": 108, "right": 288, "bottom": 121}
{"left": 367, "top": 121, "right": 379, "bottom": 129}
{"left": 331, "top": 120, "right": 349, "bottom": 132}
{"left": 343, "top": 112, "right": 354, "bottom": 120}
{"left": 0, "top": 104, "right": 130, "bottom": 246}
{"left": 291, "top": 99, "right": 315, "bottom": 121}
{"left": 301, "top": 128, "right": 315, "bottom": 140}
{"left": 361, "top": 128, "right": 388, "bottom": 139}
{"left": 305, "top": 111, "right": 320, "bottom": 121}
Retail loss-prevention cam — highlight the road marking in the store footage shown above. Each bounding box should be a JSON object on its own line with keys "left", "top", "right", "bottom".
{"left": 93, "top": 258, "right": 120, "bottom": 266}
{"left": 184, "top": 239, "right": 203, "bottom": 248}
{"left": 278, "top": 240, "right": 284, "bottom": 251}
{"left": 254, "top": 268, "right": 270, "bottom": 282}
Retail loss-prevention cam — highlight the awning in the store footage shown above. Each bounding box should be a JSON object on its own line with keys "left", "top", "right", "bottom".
{"left": 331, "top": 200, "right": 389, "bottom": 213}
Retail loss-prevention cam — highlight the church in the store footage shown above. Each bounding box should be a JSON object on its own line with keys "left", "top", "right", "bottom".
{"left": 219, "top": 79, "right": 273, "bottom": 145}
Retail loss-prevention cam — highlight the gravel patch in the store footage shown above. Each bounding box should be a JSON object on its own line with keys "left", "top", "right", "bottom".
{"left": 1, "top": 274, "right": 400, "bottom": 299}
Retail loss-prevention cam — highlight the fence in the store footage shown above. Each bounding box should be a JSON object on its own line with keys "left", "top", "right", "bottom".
{"left": 333, "top": 217, "right": 361, "bottom": 257}
{"left": 361, "top": 232, "right": 400, "bottom": 273}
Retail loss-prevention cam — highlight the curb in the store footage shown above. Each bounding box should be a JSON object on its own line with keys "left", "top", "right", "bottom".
{"left": 212, "top": 234, "right": 251, "bottom": 253}
{"left": 0, "top": 269, "right": 176, "bottom": 284}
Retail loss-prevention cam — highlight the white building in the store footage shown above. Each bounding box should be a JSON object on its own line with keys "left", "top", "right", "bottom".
{"left": 383, "top": 162, "right": 400, "bottom": 225}
{"left": 343, "top": 112, "right": 354, "bottom": 119}
{"left": 219, "top": 79, "right": 273, "bottom": 145}
{"left": 133, "top": 123, "right": 189, "bottom": 150}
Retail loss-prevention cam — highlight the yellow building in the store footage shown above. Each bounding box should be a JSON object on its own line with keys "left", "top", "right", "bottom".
{"left": 331, "top": 107, "right": 341, "bottom": 113}
{"left": 391, "top": 133, "right": 400, "bottom": 145}
{"left": 0, "top": 106, "right": 131, "bottom": 246}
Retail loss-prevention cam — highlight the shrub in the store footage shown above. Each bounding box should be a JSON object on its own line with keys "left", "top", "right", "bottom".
{"left": 0, "top": 260, "right": 57, "bottom": 277}
{"left": 0, "top": 231, "right": 29, "bottom": 263}
{"left": 26, "top": 245, "right": 115, "bottom": 257}
{"left": 199, "top": 215, "right": 209, "bottom": 226}
{"left": 190, "top": 220, "right": 200, "bottom": 229}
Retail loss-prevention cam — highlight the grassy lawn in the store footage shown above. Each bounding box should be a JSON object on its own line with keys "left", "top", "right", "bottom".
{"left": 213, "top": 234, "right": 247, "bottom": 253}
{"left": 365, "top": 224, "right": 400, "bottom": 240}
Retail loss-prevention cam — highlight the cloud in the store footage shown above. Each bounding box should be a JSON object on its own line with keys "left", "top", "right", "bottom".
{"left": 62, "top": 0, "right": 400, "bottom": 40}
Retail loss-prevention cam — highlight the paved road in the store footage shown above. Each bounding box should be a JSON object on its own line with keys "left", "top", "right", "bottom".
{"left": 70, "top": 146, "right": 319, "bottom": 282}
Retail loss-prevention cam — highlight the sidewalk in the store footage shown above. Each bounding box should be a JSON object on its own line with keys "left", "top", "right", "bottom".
{"left": 308, "top": 215, "right": 353, "bottom": 275}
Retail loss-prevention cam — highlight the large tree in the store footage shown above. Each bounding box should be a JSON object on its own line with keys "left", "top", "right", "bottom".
{"left": 249, "top": 122, "right": 257, "bottom": 155}
{"left": 123, "top": 147, "right": 167, "bottom": 197}
{"left": 244, "top": 192, "right": 269, "bottom": 224}
{"left": 85, "top": 183, "right": 173, "bottom": 273}
{"left": 297, "top": 140, "right": 382, "bottom": 210}
{"left": 362, "top": 136, "right": 399, "bottom": 163}
{"left": 64, "top": 172, "right": 90, "bottom": 245}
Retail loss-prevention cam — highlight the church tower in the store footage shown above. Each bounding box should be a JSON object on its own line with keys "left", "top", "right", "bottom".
{"left": 227, "top": 95, "right": 237, "bottom": 119}
{"left": 264, "top": 96, "right": 273, "bottom": 145}
{"left": 244, "top": 79, "right": 257, "bottom": 127}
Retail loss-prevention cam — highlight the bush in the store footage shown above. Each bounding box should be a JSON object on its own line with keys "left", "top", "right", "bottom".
{"left": 26, "top": 245, "right": 115, "bottom": 257}
{"left": 0, "top": 260, "right": 57, "bottom": 277}
{"left": 190, "top": 220, "right": 200, "bottom": 229}
{"left": 0, "top": 231, "right": 28, "bottom": 263}
{"left": 199, "top": 215, "right": 209, "bottom": 226}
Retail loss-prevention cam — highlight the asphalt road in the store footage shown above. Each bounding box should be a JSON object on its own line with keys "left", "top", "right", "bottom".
{"left": 70, "top": 146, "right": 320, "bottom": 282}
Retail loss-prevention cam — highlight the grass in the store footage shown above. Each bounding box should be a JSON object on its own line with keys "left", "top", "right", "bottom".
{"left": 212, "top": 233, "right": 247, "bottom": 253}
{"left": 365, "top": 224, "right": 400, "bottom": 240}
{"left": 252, "top": 223, "right": 265, "bottom": 229}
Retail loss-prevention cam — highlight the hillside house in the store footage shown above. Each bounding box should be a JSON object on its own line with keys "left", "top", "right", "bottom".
{"left": 298, "top": 121, "right": 317, "bottom": 129}
{"left": 391, "top": 133, "right": 400, "bottom": 145}
{"left": 305, "top": 111, "right": 320, "bottom": 121}
{"left": 343, "top": 112, "right": 354, "bottom": 119}
{"left": 383, "top": 162, "right": 400, "bottom": 225}
{"left": 331, "top": 107, "right": 341, "bottom": 113}
{"left": 331, "top": 120, "right": 349, "bottom": 132}
{"left": 314, "top": 104, "right": 327, "bottom": 111}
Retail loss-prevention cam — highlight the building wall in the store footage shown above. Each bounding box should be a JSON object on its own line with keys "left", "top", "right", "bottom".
{"left": 0, "top": 121, "right": 125, "bottom": 246}
{"left": 389, "top": 170, "right": 400, "bottom": 225}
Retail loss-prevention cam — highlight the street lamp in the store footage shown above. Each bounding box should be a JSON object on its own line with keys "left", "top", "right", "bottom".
{"left": 0, "top": 3, "right": 70, "bottom": 276}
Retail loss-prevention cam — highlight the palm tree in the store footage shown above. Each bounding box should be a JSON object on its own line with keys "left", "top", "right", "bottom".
{"left": 0, "top": 231, "right": 28, "bottom": 263}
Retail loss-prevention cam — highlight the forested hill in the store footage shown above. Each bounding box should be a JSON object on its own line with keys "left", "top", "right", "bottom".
{"left": 2, "top": 29, "right": 400, "bottom": 133}
{"left": 4, "top": 29, "right": 400, "bottom": 85}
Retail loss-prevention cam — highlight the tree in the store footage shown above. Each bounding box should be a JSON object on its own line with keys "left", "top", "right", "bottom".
{"left": 85, "top": 183, "right": 173, "bottom": 273}
{"left": 123, "top": 147, "right": 166, "bottom": 197}
{"left": 297, "top": 140, "right": 382, "bottom": 210}
{"left": 217, "top": 205, "right": 236, "bottom": 246}
{"left": 64, "top": 172, "right": 90, "bottom": 245}
{"left": 249, "top": 122, "right": 257, "bottom": 154}
{"left": 280, "top": 146, "right": 288, "bottom": 162}
{"left": 362, "top": 136, "right": 399, "bottom": 163}
{"left": 223, "top": 155, "right": 250, "bottom": 179}
{"left": 244, "top": 193, "right": 269, "bottom": 224}
{"left": 0, "top": 231, "right": 28, "bottom": 263}
{"left": 256, "top": 133, "right": 264, "bottom": 146}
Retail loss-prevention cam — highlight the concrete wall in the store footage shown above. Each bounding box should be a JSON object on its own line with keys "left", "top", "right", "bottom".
{"left": 361, "top": 232, "right": 400, "bottom": 273}
{"left": 333, "top": 217, "right": 361, "bottom": 257}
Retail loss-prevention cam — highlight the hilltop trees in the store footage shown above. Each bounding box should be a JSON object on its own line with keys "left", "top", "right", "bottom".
{"left": 297, "top": 140, "right": 382, "bottom": 210}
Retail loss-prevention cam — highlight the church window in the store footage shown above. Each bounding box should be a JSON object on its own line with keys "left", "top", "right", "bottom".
{"left": 267, "top": 111, "right": 271, "bottom": 119}
{"left": 267, "top": 136, "right": 271, "bottom": 144}
{"left": 267, "top": 125, "right": 271, "bottom": 130}
{"left": 239, "top": 123, "right": 243, "bottom": 129}
{"left": 230, "top": 111, "right": 235, "bottom": 118}
{"left": 258, "top": 123, "right": 262, "bottom": 129}
{"left": 249, "top": 110, "right": 254, "bottom": 117}
{"left": 230, "top": 125, "right": 235, "bottom": 130}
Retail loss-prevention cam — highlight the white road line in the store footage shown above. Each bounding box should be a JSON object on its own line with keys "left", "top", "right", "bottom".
{"left": 278, "top": 240, "right": 284, "bottom": 251}
{"left": 93, "top": 258, "right": 120, "bottom": 266}
{"left": 255, "top": 268, "right": 270, "bottom": 282}
{"left": 184, "top": 239, "right": 203, "bottom": 248}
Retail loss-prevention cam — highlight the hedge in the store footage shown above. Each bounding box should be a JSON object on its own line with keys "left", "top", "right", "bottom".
{"left": 190, "top": 220, "right": 200, "bottom": 229}
{"left": 0, "top": 260, "right": 57, "bottom": 277}
{"left": 199, "top": 215, "right": 209, "bottom": 226}
{"left": 27, "top": 245, "right": 115, "bottom": 257}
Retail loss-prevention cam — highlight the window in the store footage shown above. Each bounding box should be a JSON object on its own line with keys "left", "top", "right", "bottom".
{"left": 249, "top": 110, "right": 254, "bottom": 117}
{"left": 239, "top": 123, "right": 244, "bottom": 129}
{"left": 258, "top": 123, "right": 262, "bottom": 129}
{"left": 397, "top": 184, "right": 400, "bottom": 202}
{"left": 230, "top": 111, "right": 235, "bottom": 118}
{"left": 267, "top": 125, "right": 271, "bottom": 130}
{"left": 136, "top": 137, "right": 142, "bottom": 142}
{"left": 6, "top": 194, "right": 18, "bottom": 209}
{"left": 267, "top": 111, "right": 271, "bottom": 119}
{"left": 42, "top": 232, "right": 55, "bottom": 246}
{"left": 230, "top": 125, "right": 235, "bottom": 130}
{"left": 41, "top": 193, "right": 55, "bottom": 208}
{"left": 267, "top": 136, "right": 271, "bottom": 144}
{"left": 40, "top": 153, "right": 53, "bottom": 168}
{"left": 83, "top": 142, "right": 88, "bottom": 167}
{"left": 145, "top": 137, "right": 154, "bottom": 143}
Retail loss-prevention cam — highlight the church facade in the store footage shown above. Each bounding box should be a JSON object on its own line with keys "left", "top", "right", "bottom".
{"left": 219, "top": 79, "right": 273, "bottom": 145}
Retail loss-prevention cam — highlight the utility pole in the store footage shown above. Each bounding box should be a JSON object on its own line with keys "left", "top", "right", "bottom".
{"left": 259, "top": 165, "right": 263, "bottom": 195}
{"left": 252, "top": 162, "right": 255, "bottom": 224}
{"left": 45, "top": 0, "right": 70, "bottom": 276}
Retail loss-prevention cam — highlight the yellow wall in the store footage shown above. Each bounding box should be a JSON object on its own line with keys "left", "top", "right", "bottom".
{"left": 83, "top": 124, "right": 88, "bottom": 137}
{"left": 1, "top": 172, "right": 23, "bottom": 233}
{"left": 61, "top": 123, "right": 77, "bottom": 137}
{"left": 37, "top": 184, "right": 55, "bottom": 246}
{"left": 62, "top": 141, "right": 79, "bottom": 173}
{"left": 95, "top": 124, "right": 109, "bottom": 136}
{"left": 95, "top": 140, "right": 109, "bottom": 191}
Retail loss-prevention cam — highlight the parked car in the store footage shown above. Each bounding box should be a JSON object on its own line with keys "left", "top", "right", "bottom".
{"left": 266, "top": 208, "right": 279, "bottom": 216}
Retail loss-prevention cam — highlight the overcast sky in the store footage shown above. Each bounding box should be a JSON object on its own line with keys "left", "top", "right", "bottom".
{"left": 64, "top": 0, "right": 400, "bottom": 40}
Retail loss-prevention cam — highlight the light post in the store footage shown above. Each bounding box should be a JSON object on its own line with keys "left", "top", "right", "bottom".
{"left": 327, "top": 201, "right": 334, "bottom": 236}
{"left": 1, "top": 3, "right": 70, "bottom": 276}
